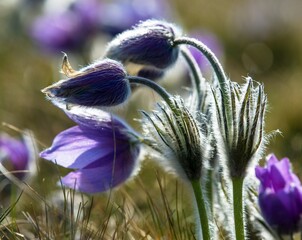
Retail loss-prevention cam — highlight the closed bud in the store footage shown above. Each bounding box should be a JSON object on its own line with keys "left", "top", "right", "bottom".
{"left": 42, "top": 55, "right": 131, "bottom": 107}
{"left": 212, "top": 77, "right": 267, "bottom": 178}
{"left": 105, "top": 19, "right": 181, "bottom": 76}
{"left": 142, "top": 96, "right": 209, "bottom": 181}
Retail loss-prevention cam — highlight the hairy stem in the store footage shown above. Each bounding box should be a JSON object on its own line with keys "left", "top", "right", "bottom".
{"left": 232, "top": 177, "right": 245, "bottom": 240}
{"left": 205, "top": 169, "right": 214, "bottom": 215}
{"left": 180, "top": 48, "right": 203, "bottom": 109}
{"left": 174, "top": 37, "right": 232, "bottom": 137}
{"left": 191, "top": 179, "right": 211, "bottom": 240}
{"left": 127, "top": 76, "right": 173, "bottom": 108}
{"left": 174, "top": 37, "right": 227, "bottom": 96}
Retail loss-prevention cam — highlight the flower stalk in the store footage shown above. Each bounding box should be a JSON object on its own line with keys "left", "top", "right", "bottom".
{"left": 232, "top": 177, "right": 245, "bottom": 240}
{"left": 191, "top": 179, "right": 211, "bottom": 240}
{"left": 205, "top": 168, "right": 214, "bottom": 214}
{"left": 180, "top": 48, "right": 204, "bottom": 109}
{"left": 127, "top": 75, "right": 173, "bottom": 108}
{"left": 174, "top": 37, "right": 228, "bottom": 98}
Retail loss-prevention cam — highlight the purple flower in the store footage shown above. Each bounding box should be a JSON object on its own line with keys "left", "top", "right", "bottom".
{"left": 31, "top": 0, "right": 100, "bottom": 52}
{"left": 42, "top": 57, "right": 130, "bottom": 107}
{"left": 105, "top": 19, "right": 181, "bottom": 70}
{"left": 32, "top": 10, "right": 87, "bottom": 53}
{"left": 0, "top": 134, "right": 30, "bottom": 180}
{"left": 40, "top": 107, "right": 141, "bottom": 194}
{"left": 71, "top": 0, "right": 100, "bottom": 28}
{"left": 255, "top": 154, "right": 302, "bottom": 235}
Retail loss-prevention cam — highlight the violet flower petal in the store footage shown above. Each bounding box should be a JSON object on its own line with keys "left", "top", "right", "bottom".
{"left": 40, "top": 126, "right": 114, "bottom": 169}
{"left": 0, "top": 134, "right": 29, "bottom": 179}
{"left": 61, "top": 161, "right": 135, "bottom": 194}
{"left": 40, "top": 106, "right": 141, "bottom": 194}
{"left": 256, "top": 154, "right": 302, "bottom": 234}
{"left": 259, "top": 187, "right": 302, "bottom": 234}
{"left": 269, "top": 158, "right": 293, "bottom": 190}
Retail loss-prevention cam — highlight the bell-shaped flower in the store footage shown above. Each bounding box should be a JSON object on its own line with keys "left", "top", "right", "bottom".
{"left": 105, "top": 19, "right": 181, "bottom": 79}
{"left": 142, "top": 96, "right": 209, "bottom": 181}
{"left": 255, "top": 154, "right": 302, "bottom": 235}
{"left": 40, "top": 107, "right": 141, "bottom": 194}
{"left": 42, "top": 56, "right": 131, "bottom": 107}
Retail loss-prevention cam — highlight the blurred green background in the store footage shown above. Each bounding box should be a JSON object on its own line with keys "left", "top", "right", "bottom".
{"left": 0, "top": 0, "right": 302, "bottom": 182}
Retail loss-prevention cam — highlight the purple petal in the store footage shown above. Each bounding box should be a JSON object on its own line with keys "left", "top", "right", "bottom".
{"left": 61, "top": 145, "right": 140, "bottom": 193}
{"left": 260, "top": 187, "right": 302, "bottom": 234}
{"left": 270, "top": 158, "right": 300, "bottom": 190}
{"left": 266, "top": 154, "right": 279, "bottom": 167}
{"left": 269, "top": 162, "right": 289, "bottom": 190}
{"left": 63, "top": 104, "right": 127, "bottom": 132}
{"left": 255, "top": 166, "right": 271, "bottom": 190}
{"left": 40, "top": 126, "right": 114, "bottom": 169}
{"left": 256, "top": 154, "right": 302, "bottom": 234}
{"left": 255, "top": 166, "right": 266, "bottom": 181}
{"left": 259, "top": 190, "right": 297, "bottom": 233}
{"left": 0, "top": 134, "right": 29, "bottom": 175}
{"left": 279, "top": 157, "right": 301, "bottom": 185}
{"left": 292, "top": 186, "right": 302, "bottom": 213}
{"left": 31, "top": 12, "right": 84, "bottom": 52}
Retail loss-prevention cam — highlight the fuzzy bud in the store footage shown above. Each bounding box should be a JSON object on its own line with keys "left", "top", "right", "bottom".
{"left": 212, "top": 77, "right": 267, "bottom": 178}
{"left": 42, "top": 55, "right": 130, "bottom": 107}
{"left": 105, "top": 19, "right": 181, "bottom": 78}
{"left": 142, "top": 96, "right": 209, "bottom": 181}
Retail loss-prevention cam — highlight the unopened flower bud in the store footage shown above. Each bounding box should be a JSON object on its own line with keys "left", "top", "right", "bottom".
{"left": 212, "top": 77, "right": 267, "bottom": 178}
{"left": 142, "top": 96, "right": 209, "bottom": 181}
{"left": 42, "top": 55, "right": 131, "bottom": 107}
{"left": 105, "top": 19, "right": 180, "bottom": 73}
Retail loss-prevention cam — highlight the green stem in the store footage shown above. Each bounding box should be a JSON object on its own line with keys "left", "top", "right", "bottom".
{"left": 232, "top": 177, "right": 245, "bottom": 240}
{"left": 127, "top": 76, "right": 174, "bottom": 109}
{"left": 205, "top": 169, "right": 214, "bottom": 215}
{"left": 174, "top": 37, "right": 232, "bottom": 137}
{"left": 174, "top": 37, "right": 228, "bottom": 94}
{"left": 191, "top": 180, "right": 211, "bottom": 240}
{"left": 180, "top": 48, "right": 203, "bottom": 109}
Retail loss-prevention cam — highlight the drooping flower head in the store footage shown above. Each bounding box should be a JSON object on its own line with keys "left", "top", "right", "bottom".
{"left": 142, "top": 96, "right": 209, "bottom": 181}
{"left": 42, "top": 56, "right": 131, "bottom": 107}
{"left": 40, "top": 106, "right": 141, "bottom": 194}
{"left": 105, "top": 19, "right": 181, "bottom": 79}
{"left": 0, "top": 133, "right": 34, "bottom": 180}
{"left": 255, "top": 154, "right": 302, "bottom": 235}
